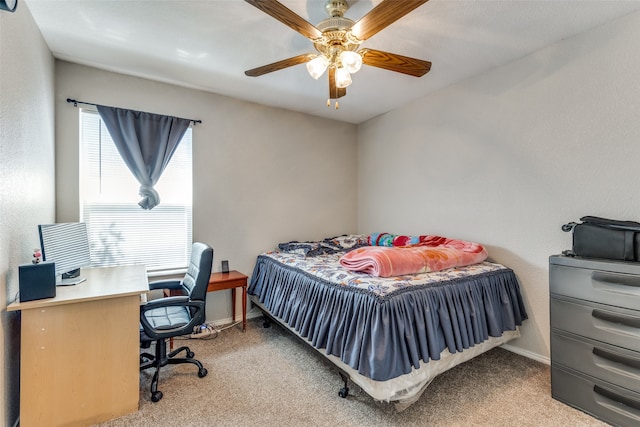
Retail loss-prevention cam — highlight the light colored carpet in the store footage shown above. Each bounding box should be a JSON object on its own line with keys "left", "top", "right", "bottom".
{"left": 97, "top": 318, "right": 608, "bottom": 427}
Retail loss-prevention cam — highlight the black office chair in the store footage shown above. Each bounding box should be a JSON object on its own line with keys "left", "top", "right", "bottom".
{"left": 139, "top": 242, "right": 213, "bottom": 402}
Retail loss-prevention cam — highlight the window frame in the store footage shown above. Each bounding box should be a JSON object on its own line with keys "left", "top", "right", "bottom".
{"left": 78, "top": 108, "right": 193, "bottom": 273}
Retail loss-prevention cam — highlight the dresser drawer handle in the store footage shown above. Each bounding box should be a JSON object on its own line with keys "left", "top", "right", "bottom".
{"left": 592, "top": 309, "right": 640, "bottom": 329}
{"left": 593, "top": 347, "right": 640, "bottom": 371}
{"left": 592, "top": 271, "right": 640, "bottom": 288}
{"left": 593, "top": 385, "right": 640, "bottom": 420}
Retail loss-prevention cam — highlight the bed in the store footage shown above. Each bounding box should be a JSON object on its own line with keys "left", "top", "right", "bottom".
{"left": 248, "top": 234, "right": 527, "bottom": 410}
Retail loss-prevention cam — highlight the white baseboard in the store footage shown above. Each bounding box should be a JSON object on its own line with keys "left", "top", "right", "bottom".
{"left": 205, "top": 307, "right": 262, "bottom": 328}
{"left": 501, "top": 343, "right": 550, "bottom": 365}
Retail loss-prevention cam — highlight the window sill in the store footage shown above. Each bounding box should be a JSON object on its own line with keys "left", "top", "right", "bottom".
{"left": 147, "top": 268, "right": 187, "bottom": 278}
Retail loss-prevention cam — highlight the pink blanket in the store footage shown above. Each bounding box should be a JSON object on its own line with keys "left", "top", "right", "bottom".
{"left": 339, "top": 237, "right": 488, "bottom": 277}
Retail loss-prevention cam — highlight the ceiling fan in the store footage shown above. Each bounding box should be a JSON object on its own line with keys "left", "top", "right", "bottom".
{"left": 244, "top": 0, "right": 432, "bottom": 108}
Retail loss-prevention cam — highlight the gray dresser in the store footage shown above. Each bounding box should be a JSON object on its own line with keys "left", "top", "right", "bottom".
{"left": 550, "top": 255, "right": 640, "bottom": 426}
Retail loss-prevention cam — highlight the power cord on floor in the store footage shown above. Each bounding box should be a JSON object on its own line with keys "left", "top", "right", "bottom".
{"left": 174, "top": 320, "right": 242, "bottom": 341}
{"left": 176, "top": 307, "right": 261, "bottom": 341}
{"left": 189, "top": 323, "right": 219, "bottom": 340}
{"left": 216, "top": 320, "right": 242, "bottom": 332}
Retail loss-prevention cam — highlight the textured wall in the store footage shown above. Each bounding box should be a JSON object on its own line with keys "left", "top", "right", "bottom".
{"left": 0, "top": 4, "right": 55, "bottom": 425}
{"left": 55, "top": 61, "right": 358, "bottom": 323}
{"left": 357, "top": 11, "right": 640, "bottom": 362}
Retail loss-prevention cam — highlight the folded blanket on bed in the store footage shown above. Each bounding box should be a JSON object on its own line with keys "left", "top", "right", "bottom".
{"left": 339, "top": 237, "right": 488, "bottom": 277}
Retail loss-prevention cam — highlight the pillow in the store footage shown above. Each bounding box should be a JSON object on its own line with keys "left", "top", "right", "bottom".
{"left": 368, "top": 233, "right": 448, "bottom": 247}
{"left": 279, "top": 234, "right": 369, "bottom": 256}
{"left": 326, "top": 234, "right": 370, "bottom": 250}
{"left": 277, "top": 241, "right": 321, "bottom": 256}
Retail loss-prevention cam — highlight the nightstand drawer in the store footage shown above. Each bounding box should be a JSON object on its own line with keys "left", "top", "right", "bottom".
{"left": 552, "top": 365, "right": 640, "bottom": 427}
{"left": 550, "top": 297, "right": 640, "bottom": 352}
{"left": 552, "top": 331, "right": 640, "bottom": 393}
{"left": 550, "top": 263, "right": 640, "bottom": 311}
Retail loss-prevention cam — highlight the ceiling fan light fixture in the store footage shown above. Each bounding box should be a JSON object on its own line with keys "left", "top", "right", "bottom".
{"left": 339, "top": 50, "right": 362, "bottom": 74}
{"left": 307, "top": 56, "right": 329, "bottom": 80}
{"left": 335, "top": 67, "right": 352, "bottom": 88}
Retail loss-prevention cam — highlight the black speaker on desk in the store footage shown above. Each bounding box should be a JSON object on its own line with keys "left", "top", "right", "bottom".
{"left": 19, "top": 262, "right": 56, "bottom": 302}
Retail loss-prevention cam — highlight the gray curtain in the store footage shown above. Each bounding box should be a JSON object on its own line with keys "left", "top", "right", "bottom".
{"left": 97, "top": 106, "right": 191, "bottom": 210}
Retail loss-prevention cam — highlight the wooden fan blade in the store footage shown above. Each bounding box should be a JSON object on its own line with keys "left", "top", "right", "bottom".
{"left": 328, "top": 67, "right": 347, "bottom": 99}
{"left": 360, "top": 48, "right": 431, "bottom": 77}
{"left": 245, "top": 53, "right": 316, "bottom": 77}
{"left": 245, "top": 0, "right": 322, "bottom": 41}
{"left": 351, "top": 0, "right": 430, "bottom": 41}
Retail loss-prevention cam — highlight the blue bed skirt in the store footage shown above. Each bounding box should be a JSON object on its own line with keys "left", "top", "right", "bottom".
{"left": 249, "top": 254, "right": 527, "bottom": 382}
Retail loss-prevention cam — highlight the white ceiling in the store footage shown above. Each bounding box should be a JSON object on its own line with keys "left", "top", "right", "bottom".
{"left": 25, "top": 0, "right": 640, "bottom": 124}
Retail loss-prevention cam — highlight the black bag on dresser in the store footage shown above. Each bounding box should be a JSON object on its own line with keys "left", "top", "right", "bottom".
{"left": 562, "top": 216, "right": 640, "bottom": 261}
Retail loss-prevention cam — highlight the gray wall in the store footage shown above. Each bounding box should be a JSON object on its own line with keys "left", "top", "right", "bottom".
{"left": 0, "top": 4, "right": 55, "bottom": 426}
{"left": 357, "top": 10, "right": 640, "bottom": 362}
{"left": 55, "top": 61, "right": 358, "bottom": 323}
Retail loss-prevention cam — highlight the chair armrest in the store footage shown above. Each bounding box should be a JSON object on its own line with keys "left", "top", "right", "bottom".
{"left": 148, "top": 279, "right": 182, "bottom": 292}
{"left": 140, "top": 295, "right": 189, "bottom": 311}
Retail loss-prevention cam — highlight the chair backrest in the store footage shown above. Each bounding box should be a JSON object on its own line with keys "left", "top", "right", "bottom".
{"left": 181, "top": 242, "right": 213, "bottom": 302}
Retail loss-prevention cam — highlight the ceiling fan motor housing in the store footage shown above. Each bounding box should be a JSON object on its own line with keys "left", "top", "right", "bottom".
{"left": 315, "top": 0, "right": 361, "bottom": 59}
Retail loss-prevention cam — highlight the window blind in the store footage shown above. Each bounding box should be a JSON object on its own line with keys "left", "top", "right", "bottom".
{"left": 79, "top": 109, "right": 193, "bottom": 272}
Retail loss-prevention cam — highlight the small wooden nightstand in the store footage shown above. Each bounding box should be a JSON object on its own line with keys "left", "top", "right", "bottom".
{"left": 208, "top": 270, "right": 248, "bottom": 332}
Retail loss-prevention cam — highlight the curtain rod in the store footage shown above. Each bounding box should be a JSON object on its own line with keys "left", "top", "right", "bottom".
{"left": 66, "top": 98, "right": 202, "bottom": 125}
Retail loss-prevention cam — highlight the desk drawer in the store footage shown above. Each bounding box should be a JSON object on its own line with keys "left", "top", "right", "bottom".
{"left": 550, "top": 263, "right": 640, "bottom": 311}
{"left": 552, "top": 365, "right": 640, "bottom": 427}
{"left": 550, "top": 297, "right": 640, "bottom": 352}
{"left": 552, "top": 331, "right": 640, "bottom": 393}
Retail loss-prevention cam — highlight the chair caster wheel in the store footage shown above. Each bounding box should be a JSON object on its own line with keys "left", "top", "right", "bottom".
{"left": 198, "top": 367, "right": 208, "bottom": 378}
{"left": 338, "top": 387, "right": 349, "bottom": 398}
{"left": 151, "top": 391, "right": 163, "bottom": 402}
{"left": 187, "top": 350, "right": 195, "bottom": 358}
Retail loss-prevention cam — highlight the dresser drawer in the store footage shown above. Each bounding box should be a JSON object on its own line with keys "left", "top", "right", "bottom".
{"left": 552, "top": 365, "right": 640, "bottom": 427}
{"left": 552, "top": 331, "right": 640, "bottom": 393}
{"left": 550, "top": 262, "right": 640, "bottom": 311}
{"left": 550, "top": 297, "right": 640, "bottom": 352}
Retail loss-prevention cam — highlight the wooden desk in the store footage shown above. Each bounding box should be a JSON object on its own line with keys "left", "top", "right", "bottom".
{"left": 7, "top": 265, "right": 149, "bottom": 427}
{"left": 208, "top": 271, "right": 248, "bottom": 331}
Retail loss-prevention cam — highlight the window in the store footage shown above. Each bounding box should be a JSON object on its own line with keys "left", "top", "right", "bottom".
{"left": 80, "top": 109, "right": 193, "bottom": 272}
